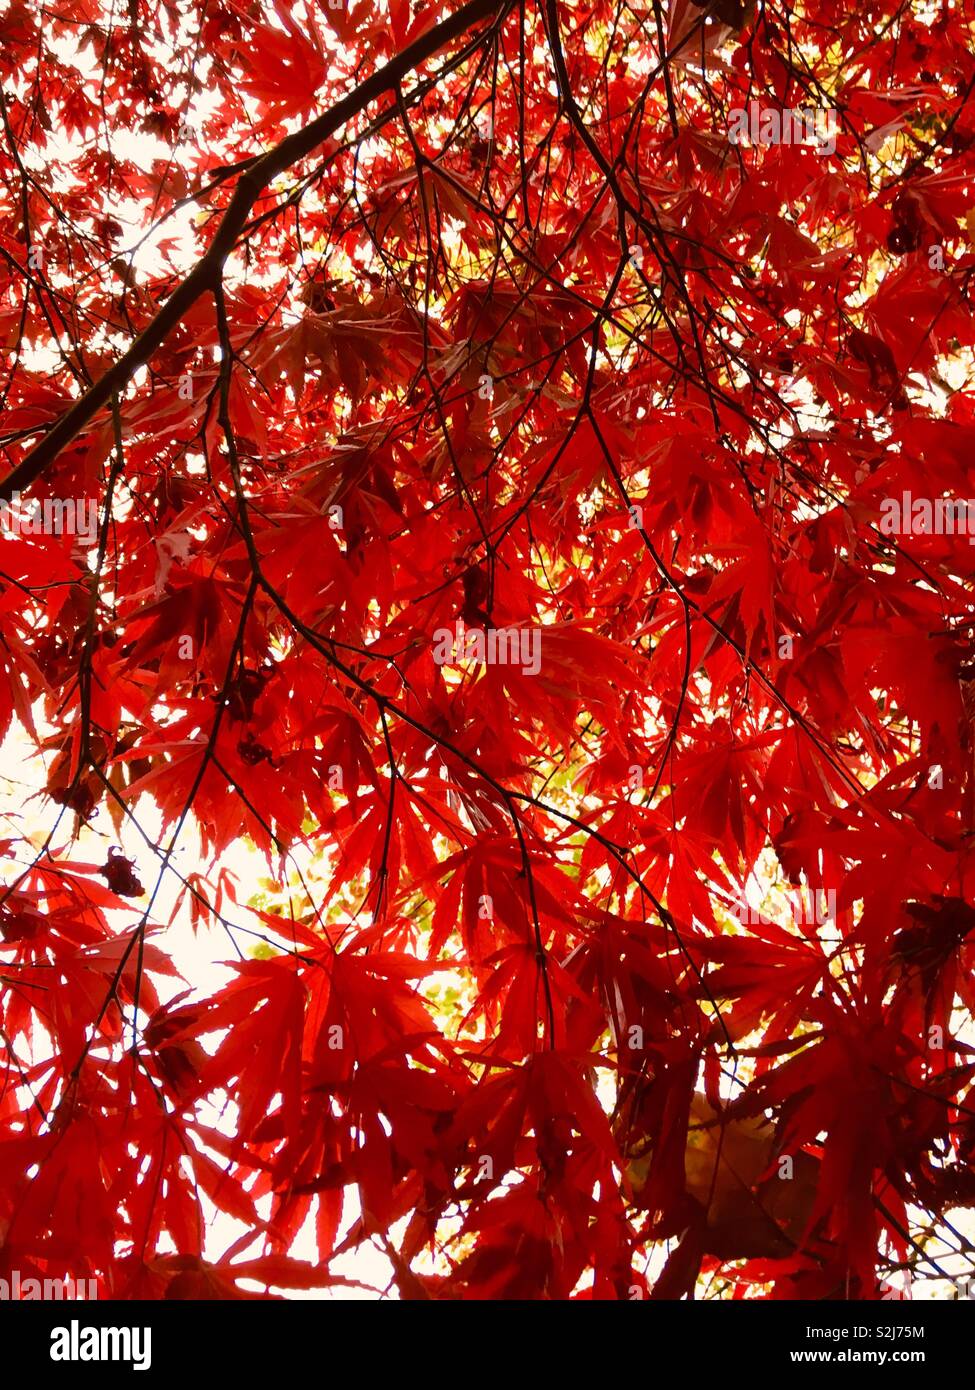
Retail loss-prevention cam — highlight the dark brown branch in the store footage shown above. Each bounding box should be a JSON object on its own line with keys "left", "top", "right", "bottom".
{"left": 0, "top": 0, "right": 514, "bottom": 503}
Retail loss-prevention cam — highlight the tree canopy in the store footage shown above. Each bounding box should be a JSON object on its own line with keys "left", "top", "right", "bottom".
{"left": 2, "top": 0, "right": 975, "bottom": 1300}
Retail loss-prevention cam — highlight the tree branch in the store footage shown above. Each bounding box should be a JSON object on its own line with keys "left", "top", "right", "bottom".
{"left": 0, "top": 0, "right": 514, "bottom": 503}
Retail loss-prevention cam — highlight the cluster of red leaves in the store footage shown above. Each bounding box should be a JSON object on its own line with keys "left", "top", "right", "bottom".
{"left": 2, "top": 0, "right": 975, "bottom": 1300}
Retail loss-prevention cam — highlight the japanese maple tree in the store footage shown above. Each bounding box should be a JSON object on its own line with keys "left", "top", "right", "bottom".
{"left": 2, "top": 0, "right": 975, "bottom": 1301}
